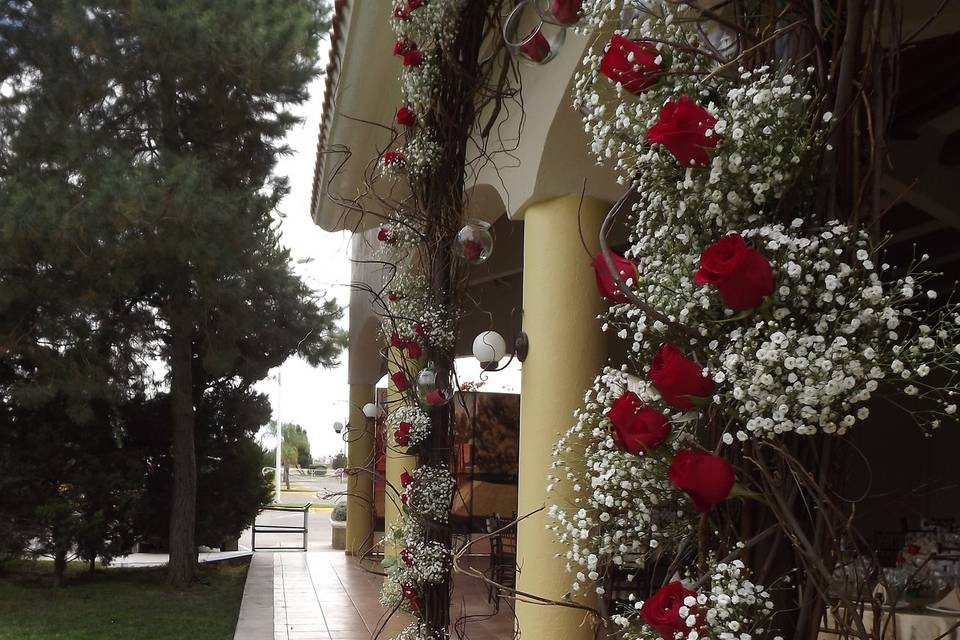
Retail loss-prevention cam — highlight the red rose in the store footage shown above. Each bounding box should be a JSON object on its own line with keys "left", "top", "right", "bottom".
{"left": 407, "top": 0, "right": 424, "bottom": 9}
{"left": 378, "top": 226, "right": 394, "bottom": 243}
{"left": 405, "top": 340, "right": 422, "bottom": 359}
{"left": 607, "top": 392, "right": 670, "bottom": 455}
{"left": 907, "top": 544, "right": 920, "bottom": 555}
{"left": 549, "top": 0, "right": 582, "bottom": 24}
{"left": 649, "top": 343, "right": 715, "bottom": 411}
{"left": 414, "top": 323, "right": 429, "bottom": 339}
{"left": 519, "top": 29, "right": 551, "bottom": 63}
{"left": 695, "top": 234, "right": 774, "bottom": 310}
{"left": 393, "top": 39, "right": 415, "bottom": 56}
{"left": 400, "top": 471, "right": 414, "bottom": 487}
{"left": 640, "top": 581, "right": 701, "bottom": 639}
{"left": 394, "top": 421, "right": 412, "bottom": 447}
{"left": 402, "top": 49, "right": 423, "bottom": 67}
{"left": 400, "top": 493, "right": 408, "bottom": 505}
{"left": 396, "top": 106, "right": 416, "bottom": 127}
{"left": 599, "top": 35, "right": 663, "bottom": 94}
{"left": 383, "top": 150, "right": 404, "bottom": 167}
{"left": 590, "top": 251, "right": 638, "bottom": 303}
{"left": 389, "top": 333, "right": 405, "bottom": 349}
{"left": 393, "top": 6, "right": 409, "bottom": 20}
{"left": 646, "top": 95, "right": 720, "bottom": 167}
{"left": 400, "top": 548, "right": 414, "bottom": 565}
{"left": 668, "top": 449, "right": 735, "bottom": 512}
{"left": 425, "top": 388, "right": 447, "bottom": 406}
{"left": 387, "top": 291, "right": 400, "bottom": 301}
{"left": 462, "top": 239, "right": 483, "bottom": 262}
{"left": 391, "top": 370, "right": 410, "bottom": 392}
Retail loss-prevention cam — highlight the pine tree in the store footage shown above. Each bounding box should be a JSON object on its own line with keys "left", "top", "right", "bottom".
{"left": 0, "top": 0, "right": 335, "bottom": 586}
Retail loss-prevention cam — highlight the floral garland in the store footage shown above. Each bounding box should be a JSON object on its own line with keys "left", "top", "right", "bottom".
{"left": 548, "top": 2, "right": 960, "bottom": 638}
{"left": 387, "top": 404, "right": 432, "bottom": 450}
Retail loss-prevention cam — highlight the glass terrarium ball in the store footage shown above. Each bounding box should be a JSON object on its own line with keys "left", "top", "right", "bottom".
{"left": 456, "top": 219, "right": 493, "bottom": 265}
{"left": 416, "top": 365, "right": 454, "bottom": 407}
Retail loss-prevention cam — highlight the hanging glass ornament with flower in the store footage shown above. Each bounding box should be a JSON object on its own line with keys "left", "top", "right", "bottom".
{"left": 503, "top": 0, "right": 565, "bottom": 65}
{"left": 536, "top": 0, "right": 584, "bottom": 26}
{"left": 416, "top": 364, "right": 454, "bottom": 407}
{"left": 455, "top": 219, "right": 493, "bottom": 265}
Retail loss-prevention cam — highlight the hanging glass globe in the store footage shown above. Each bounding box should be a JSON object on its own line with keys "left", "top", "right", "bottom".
{"left": 416, "top": 364, "right": 454, "bottom": 407}
{"left": 503, "top": 0, "right": 566, "bottom": 66}
{"left": 455, "top": 219, "right": 493, "bottom": 265}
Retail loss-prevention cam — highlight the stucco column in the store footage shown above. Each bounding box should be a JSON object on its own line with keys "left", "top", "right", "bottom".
{"left": 346, "top": 383, "right": 375, "bottom": 556}
{"left": 384, "top": 347, "right": 419, "bottom": 557}
{"left": 515, "top": 194, "right": 606, "bottom": 639}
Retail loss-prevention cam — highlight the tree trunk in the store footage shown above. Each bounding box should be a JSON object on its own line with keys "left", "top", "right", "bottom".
{"left": 283, "top": 462, "right": 290, "bottom": 490}
{"left": 167, "top": 278, "right": 198, "bottom": 587}
{"left": 53, "top": 547, "right": 67, "bottom": 588}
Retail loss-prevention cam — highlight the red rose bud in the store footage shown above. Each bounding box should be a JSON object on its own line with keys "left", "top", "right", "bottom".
{"left": 462, "top": 239, "right": 483, "bottom": 262}
{"left": 401, "top": 582, "right": 418, "bottom": 599}
{"left": 640, "top": 581, "right": 702, "bottom": 639}
{"left": 590, "top": 251, "right": 638, "bottom": 303}
{"left": 387, "top": 292, "right": 400, "bottom": 301}
{"left": 400, "top": 548, "right": 415, "bottom": 565}
{"left": 425, "top": 388, "right": 447, "bottom": 406}
{"left": 407, "top": 0, "right": 424, "bottom": 9}
{"left": 391, "top": 370, "right": 410, "bottom": 392}
{"left": 405, "top": 340, "right": 422, "bottom": 359}
{"left": 646, "top": 95, "right": 720, "bottom": 167}
{"left": 378, "top": 226, "right": 394, "bottom": 243}
{"left": 599, "top": 35, "right": 663, "bottom": 94}
{"left": 389, "top": 333, "right": 405, "bottom": 349}
{"left": 695, "top": 234, "right": 774, "bottom": 310}
{"left": 383, "top": 150, "right": 404, "bottom": 167}
{"left": 400, "top": 493, "right": 409, "bottom": 505}
{"left": 550, "top": 0, "right": 583, "bottom": 24}
{"left": 519, "top": 29, "right": 551, "bottom": 63}
{"left": 396, "top": 105, "right": 416, "bottom": 127}
{"left": 393, "top": 5, "right": 409, "bottom": 20}
{"left": 668, "top": 449, "right": 735, "bottom": 513}
{"left": 607, "top": 392, "right": 670, "bottom": 455}
{"left": 400, "top": 471, "right": 414, "bottom": 487}
{"left": 402, "top": 49, "right": 423, "bottom": 67}
{"left": 393, "top": 39, "right": 415, "bottom": 56}
{"left": 394, "top": 421, "right": 412, "bottom": 447}
{"left": 414, "top": 323, "right": 429, "bottom": 338}
{"left": 649, "top": 343, "right": 715, "bottom": 411}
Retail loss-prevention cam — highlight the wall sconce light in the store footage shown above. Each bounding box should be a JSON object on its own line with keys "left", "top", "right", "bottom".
{"left": 361, "top": 402, "right": 383, "bottom": 420}
{"left": 333, "top": 421, "right": 344, "bottom": 435}
{"left": 472, "top": 330, "right": 529, "bottom": 371}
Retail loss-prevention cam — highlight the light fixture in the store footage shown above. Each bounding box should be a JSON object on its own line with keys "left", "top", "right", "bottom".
{"left": 472, "top": 330, "right": 529, "bottom": 372}
{"left": 333, "top": 421, "right": 344, "bottom": 435}
{"left": 362, "top": 402, "right": 382, "bottom": 420}
{"left": 473, "top": 331, "right": 507, "bottom": 367}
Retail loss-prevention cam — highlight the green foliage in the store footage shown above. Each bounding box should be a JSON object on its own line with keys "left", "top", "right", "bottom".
{"left": 330, "top": 502, "right": 348, "bottom": 522}
{"left": 330, "top": 452, "right": 348, "bottom": 469}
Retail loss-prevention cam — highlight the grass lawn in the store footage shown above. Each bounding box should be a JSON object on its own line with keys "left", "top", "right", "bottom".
{"left": 0, "top": 559, "right": 249, "bottom": 640}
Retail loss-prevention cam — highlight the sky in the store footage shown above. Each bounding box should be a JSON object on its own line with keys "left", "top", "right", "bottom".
{"left": 255, "top": 38, "right": 354, "bottom": 461}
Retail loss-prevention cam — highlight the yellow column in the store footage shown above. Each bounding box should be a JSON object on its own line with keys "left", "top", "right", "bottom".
{"left": 515, "top": 195, "right": 606, "bottom": 639}
{"left": 346, "top": 383, "right": 375, "bottom": 556}
{"left": 384, "top": 347, "right": 419, "bottom": 557}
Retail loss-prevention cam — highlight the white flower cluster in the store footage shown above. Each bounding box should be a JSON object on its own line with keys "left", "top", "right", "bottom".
{"left": 380, "top": 266, "right": 458, "bottom": 351}
{"left": 390, "top": 622, "right": 444, "bottom": 640}
{"left": 549, "top": 367, "right": 691, "bottom": 595}
{"left": 616, "top": 560, "right": 782, "bottom": 640}
{"left": 405, "top": 464, "right": 456, "bottom": 523}
{"left": 387, "top": 0, "right": 463, "bottom": 178}
{"left": 387, "top": 404, "right": 432, "bottom": 449}
{"left": 384, "top": 517, "right": 451, "bottom": 586}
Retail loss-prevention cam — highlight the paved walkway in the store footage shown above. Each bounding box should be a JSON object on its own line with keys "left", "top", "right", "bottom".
{"left": 234, "top": 515, "right": 513, "bottom": 640}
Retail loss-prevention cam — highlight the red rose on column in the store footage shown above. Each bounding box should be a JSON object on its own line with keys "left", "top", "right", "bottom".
{"left": 391, "top": 370, "right": 410, "bottom": 392}
{"left": 599, "top": 35, "right": 663, "bottom": 94}
{"left": 383, "top": 150, "right": 404, "bottom": 167}
{"left": 394, "top": 421, "right": 412, "bottom": 447}
{"left": 590, "top": 251, "right": 638, "bottom": 303}
{"left": 389, "top": 333, "right": 405, "bottom": 350}
{"left": 640, "top": 581, "right": 701, "bottom": 639}
{"left": 414, "top": 323, "right": 429, "bottom": 339}
{"left": 387, "top": 291, "right": 400, "bottom": 301}
{"left": 396, "top": 106, "right": 416, "bottom": 127}
{"left": 695, "top": 234, "right": 775, "bottom": 310}
{"left": 393, "top": 39, "right": 415, "bottom": 56}
{"left": 404, "top": 340, "right": 422, "bottom": 359}
{"left": 425, "top": 389, "right": 447, "bottom": 406}
{"left": 668, "top": 449, "right": 735, "bottom": 512}
{"left": 378, "top": 226, "right": 395, "bottom": 243}
{"left": 649, "top": 343, "right": 715, "bottom": 411}
{"left": 400, "top": 548, "right": 415, "bottom": 566}
{"left": 400, "top": 470, "right": 414, "bottom": 487}
{"left": 407, "top": 0, "right": 424, "bottom": 9}
{"left": 607, "top": 392, "right": 671, "bottom": 454}
{"left": 550, "top": 0, "right": 583, "bottom": 24}
{"left": 519, "top": 29, "right": 551, "bottom": 63}
{"left": 402, "top": 49, "right": 423, "bottom": 67}
{"left": 393, "top": 6, "right": 409, "bottom": 20}
{"left": 646, "top": 95, "right": 720, "bottom": 167}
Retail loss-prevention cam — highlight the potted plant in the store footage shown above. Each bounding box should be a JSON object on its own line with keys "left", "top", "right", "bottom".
{"left": 330, "top": 502, "right": 347, "bottom": 550}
